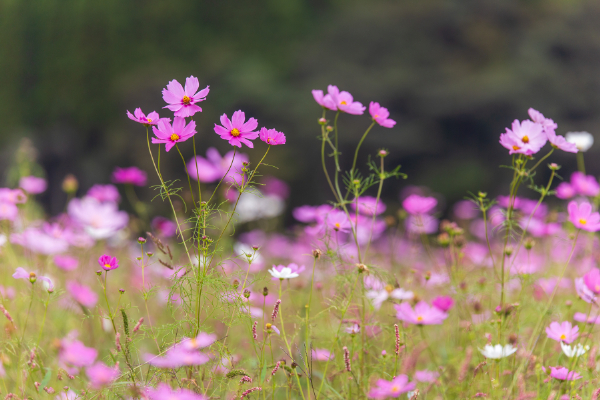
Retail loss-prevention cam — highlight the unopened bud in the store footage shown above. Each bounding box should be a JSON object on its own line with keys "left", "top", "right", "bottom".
{"left": 504, "top": 246, "right": 513, "bottom": 257}
{"left": 437, "top": 233, "right": 450, "bottom": 247}
{"left": 243, "top": 289, "right": 251, "bottom": 299}
{"left": 146, "top": 252, "right": 153, "bottom": 257}
{"left": 118, "top": 288, "right": 125, "bottom": 294}
{"left": 524, "top": 238, "right": 535, "bottom": 250}
{"left": 232, "top": 280, "right": 240, "bottom": 289}
{"left": 138, "top": 237, "right": 146, "bottom": 244}
{"left": 29, "top": 272, "right": 37, "bottom": 284}
{"left": 62, "top": 174, "right": 78, "bottom": 194}
{"left": 548, "top": 163, "right": 560, "bottom": 171}
{"left": 356, "top": 263, "right": 369, "bottom": 274}
{"left": 318, "top": 118, "right": 327, "bottom": 125}
{"left": 312, "top": 249, "right": 322, "bottom": 259}
{"left": 326, "top": 125, "right": 333, "bottom": 132}
{"left": 263, "top": 287, "right": 269, "bottom": 296}
{"left": 378, "top": 149, "right": 389, "bottom": 157}
{"left": 96, "top": 270, "right": 102, "bottom": 276}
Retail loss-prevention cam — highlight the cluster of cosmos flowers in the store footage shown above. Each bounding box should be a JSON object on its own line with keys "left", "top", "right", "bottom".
{"left": 1, "top": 77, "right": 600, "bottom": 400}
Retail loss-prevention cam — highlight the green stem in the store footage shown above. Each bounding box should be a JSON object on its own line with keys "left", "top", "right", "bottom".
{"left": 279, "top": 282, "right": 307, "bottom": 400}
{"left": 350, "top": 121, "right": 376, "bottom": 173}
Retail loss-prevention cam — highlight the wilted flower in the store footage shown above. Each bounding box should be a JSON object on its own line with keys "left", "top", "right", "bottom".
{"left": 162, "top": 76, "right": 209, "bottom": 118}
{"left": 478, "top": 344, "right": 517, "bottom": 359}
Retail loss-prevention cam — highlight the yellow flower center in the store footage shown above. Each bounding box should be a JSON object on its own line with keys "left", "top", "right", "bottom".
{"left": 580, "top": 219, "right": 587, "bottom": 225}
{"left": 147, "top": 118, "right": 152, "bottom": 123}
{"left": 182, "top": 96, "right": 191, "bottom": 105}
{"left": 560, "top": 334, "right": 566, "bottom": 340}
{"left": 340, "top": 101, "right": 348, "bottom": 105}
{"left": 385, "top": 284, "right": 394, "bottom": 293}
{"left": 374, "top": 114, "right": 380, "bottom": 118}
{"left": 231, "top": 128, "right": 241, "bottom": 137}
{"left": 417, "top": 316, "right": 423, "bottom": 322}
{"left": 391, "top": 386, "right": 399, "bottom": 392}
{"left": 170, "top": 133, "right": 180, "bottom": 141}
{"left": 512, "top": 145, "right": 520, "bottom": 151}
{"left": 334, "top": 222, "right": 341, "bottom": 230}
{"left": 104, "top": 264, "right": 111, "bottom": 269}
{"left": 522, "top": 135, "right": 529, "bottom": 144}
{"left": 596, "top": 284, "right": 600, "bottom": 292}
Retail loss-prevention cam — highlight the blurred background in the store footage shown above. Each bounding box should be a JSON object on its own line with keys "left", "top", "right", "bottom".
{"left": 2, "top": 0, "right": 600, "bottom": 221}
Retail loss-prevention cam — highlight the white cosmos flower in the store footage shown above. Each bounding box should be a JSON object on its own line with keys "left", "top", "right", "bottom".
{"left": 566, "top": 131, "right": 594, "bottom": 152}
{"left": 560, "top": 342, "right": 589, "bottom": 358}
{"left": 478, "top": 344, "right": 517, "bottom": 359}
{"left": 268, "top": 267, "right": 299, "bottom": 280}
{"left": 366, "top": 287, "right": 414, "bottom": 310}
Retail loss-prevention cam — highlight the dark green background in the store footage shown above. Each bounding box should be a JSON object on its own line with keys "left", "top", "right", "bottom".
{"left": 2, "top": 0, "right": 599, "bottom": 217}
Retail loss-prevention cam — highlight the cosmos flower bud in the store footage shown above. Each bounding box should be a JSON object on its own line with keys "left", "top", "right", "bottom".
{"left": 478, "top": 192, "right": 487, "bottom": 198}
{"left": 504, "top": 246, "right": 513, "bottom": 257}
{"left": 96, "top": 270, "right": 102, "bottom": 276}
{"left": 146, "top": 252, "right": 153, "bottom": 257}
{"left": 437, "top": 233, "right": 450, "bottom": 247}
{"left": 378, "top": 149, "right": 389, "bottom": 157}
{"left": 548, "top": 163, "right": 560, "bottom": 171}
{"left": 524, "top": 238, "right": 535, "bottom": 250}
{"left": 118, "top": 288, "right": 125, "bottom": 294}
{"left": 29, "top": 272, "right": 37, "bottom": 284}
{"left": 138, "top": 237, "right": 146, "bottom": 244}
{"left": 312, "top": 249, "right": 322, "bottom": 259}
{"left": 318, "top": 118, "right": 327, "bottom": 125}
{"left": 136, "top": 257, "right": 142, "bottom": 261}
{"left": 326, "top": 125, "right": 333, "bottom": 132}
{"left": 62, "top": 174, "right": 79, "bottom": 194}
{"left": 232, "top": 280, "right": 240, "bottom": 289}
{"left": 356, "top": 263, "right": 369, "bottom": 274}
{"left": 262, "top": 287, "right": 268, "bottom": 296}
{"left": 252, "top": 245, "right": 259, "bottom": 251}
{"left": 243, "top": 289, "right": 251, "bottom": 299}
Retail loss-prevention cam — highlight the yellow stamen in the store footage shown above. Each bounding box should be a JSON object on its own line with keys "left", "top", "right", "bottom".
{"left": 170, "top": 133, "right": 180, "bottom": 141}
{"left": 182, "top": 95, "right": 191, "bottom": 105}
{"left": 579, "top": 219, "right": 587, "bottom": 225}
{"left": 385, "top": 284, "right": 394, "bottom": 293}
{"left": 417, "top": 316, "right": 423, "bottom": 322}
{"left": 512, "top": 145, "right": 520, "bottom": 151}
{"left": 104, "top": 264, "right": 111, "bottom": 269}
{"left": 391, "top": 386, "right": 400, "bottom": 392}
{"left": 560, "top": 334, "right": 566, "bottom": 340}
{"left": 147, "top": 118, "right": 152, "bottom": 123}
{"left": 374, "top": 114, "right": 380, "bottom": 118}
{"left": 231, "top": 128, "right": 240, "bottom": 137}
{"left": 340, "top": 101, "right": 348, "bottom": 105}
{"left": 522, "top": 135, "right": 529, "bottom": 143}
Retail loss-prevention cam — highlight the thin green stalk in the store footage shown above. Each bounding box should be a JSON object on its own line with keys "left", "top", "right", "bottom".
{"left": 19, "top": 285, "right": 35, "bottom": 345}
{"left": 35, "top": 293, "right": 50, "bottom": 348}
{"left": 350, "top": 121, "right": 376, "bottom": 173}
{"left": 305, "top": 256, "right": 317, "bottom": 398}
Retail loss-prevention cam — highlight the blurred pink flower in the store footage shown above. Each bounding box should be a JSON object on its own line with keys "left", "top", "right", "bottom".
{"left": 327, "top": 85, "right": 365, "bottom": 115}
{"left": 547, "top": 129, "right": 578, "bottom": 153}
{"left": 568, "top": 201, "right": 600, "bottom": 231}
{"left": 543, "top": 366, "right": 582, "bottom": 381}
{"left": 369, "top": 102, "right": 396, "bottom": 128}
{"left": 98, "top": 254, "right": 119, "bottom": 271}
{"left": 499, "top": 119, "right": 547, "bottom": 155}
{"left": 432, "top": 296, "right": 454, "bottom": 312}
{"left": 19, "top": 176, "right": 47, "bottom": 194}
{"left": 11, "top": 227, "right": 69, "bottom": 255}
{"left": 147, "top": 383, "right": 207, "bottom": 400}
{"left": 152, "top": 117, "right": 197, "bottom": 152}
{"left": 59, "top": 339, "right": 98, "bottom": 367}
{"left": 261, "top": 177, "right": 290, "bottom": 200}
{"left": 453, "top": 200, "right": 478, "bottom": 219}
{"left": 555, "top": 182, "right": 575, "bottom": 199}
{"left": 66, "top": 281, "right": 98, "bottom": 308}
{"left": 414, "top": 369, "right": 439, "bottom": 383}
{"left": 528, "top": 108, "right": 557, "bottom": 131}
{"left": 0, "top": 188, "right": 26, "bottom": 204}
{"left": 86, "top": 362, "right": 119, "bottom": 388}
{"left": 259, "top": 127, "right": 286, "bottom": 145}
{"left": 54, "top": 255, "right": 78, "bottom": 271}
{"left": 573, "top": 312, "right": 600, "bottom": 324}
{"left": 368, "top": 375, "right": 415, "bottom": 399}
{"left": 571, "top": 172, "right": 600, "bottom": 197}
{"left": 180, "top": 332, "right": 217, "bottom": 351}
{"left": 214, "top": 110, "right": 259, "bottom": 148}
{"left": 187, "top": 147, "right": 249, "bottom": 185}
{"left": 152, "top": 216, "right": 177, "bottom": 238}
{"left": 584, "top": 268, "right": 600, "bottom": 294}
{"left": 546, "top": 321, "right": 578, "bottom": 344}
{"left": 87, "top": 184, "right": 120, "bottom": 203}
{"left": 144, "top": 347, "right": 210, "bottom": 368}
{"left": 311, "top": 89, "right": 336, "bottom": 110}
{"left": 0, "top": 202, "right": 18, "bottom": 221}
{"left": 12, "top": 267, "right": 33, "bottom": 281}
{"left": 162, "top": 76, "right": 209, "bottom": 118}
{"left": 402, "top": 194, "right": 437, "bottom": 215}
{"left": 405, "top": 214, "right": 438, "bottom": 235}
{"left": 68, "top": 196, "right": 129, "bottom": 239}
{"left": 394, "top": 301, "right": 448, "bottom": 325}
{"left": 352, "top": 196, "right": 386, "bottom": 216}
{"left": 575, "top": 277, "right": 597, "bottom": 303}
{"left": 312, "top": 349, "right": 334, "bottom": 361}
{"left": 126, "top": 108, "right": 161, "bottom": 126}
{"left": 326, "top": 210, "right": 352, "bottom": 233}
{"left": 112, "top": 166, "right": 147, "bottom": 186}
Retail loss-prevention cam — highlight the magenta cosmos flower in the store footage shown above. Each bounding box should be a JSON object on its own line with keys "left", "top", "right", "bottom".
{"left": 394, "top": 301, "right": 448, "bottom": 325}
{"left": 147, "top": 383, "right": 207, "bottom": 400}
{"left": 352, "top": 196, "right": 386, "bottom": 216}
{"left": 214, "top": 110, "right": 259, "bottom": 148}
{"left": 528, "top": 108, "right": 557, "bottom": 131}
{"left": 19, "top": 176, "right": 47, "bottom": 194}
{"left": 556, "top": 182, "right": 575, "bottom": 199}
{"left": 568, "top": 201, "right": 600, "bottom": 232}
{"left": 112, "top": 166, "right": 147, "bottom": 186}
{"left": 152, "top": 117, "right": 197, "bottom": 152}
{"left": 327, "top": 85, "right": 365, "bottom": 115}
{"left": 187, "top": 147, "right": 249, "bottom": 184}
{"left": 98, "top": 255, "right": 119, "bottom": 271}
{"left": 369, "top": 102, "right": 396, "bottom": 128}
{"left": 312, "top": 89, "right": 336, "bottom": 110}
{"left": 547, "top": 129, "right": 578, "bottom": 153}
{"left": 403, "top": 194, "right": 437, "bottom": 215}
{"left": 326, "top": 210, "right": 352, "bottom": 233}
{"left": 259, "top": 127, "right": 286, "bottom": 145}
{"left": 432, "top": 296, "right": 454, "bottom": 312}
{"left": 546, "top": 321, "right": 578, "bottom": 344}
{"left": 54, "top": 255, "right": 78, "bottom": 271}
{"left": 87, "top": 184, "right": 121, "bottom": 203}
{"left": 368, "top": 375, "right": 416, "bottom": 399}
{"left": 543, "top": 366, "right": 582, "bottom": 381}
{"left": 571, "top": 172, "right": 600, "bottom": 197}
{"left": 583, "top": 268, "right": 600, "bottom": 294}
{"left": 66, "top": 281, "right": 98, "bottom": 308}
{"left": 499, "top": 119, "right": 547, "bottom": 155}
{"left": 59, "top": 339, "right": 98, "bottom": 368}
{"left": 86, "top": 362, "right": 119, "bottom": 388}
{"left": 126, "top": 108, "right": 162, "bottom": 126}
{"left": 162, "top": 76, "right": 209, "bottom": 118}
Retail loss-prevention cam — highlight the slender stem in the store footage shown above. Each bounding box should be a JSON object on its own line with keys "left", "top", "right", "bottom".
{"left": 35, "top": 293, "right": 50, "bottom": 348}
{"left": 279, "top": 282, "right": 307, "bottom": 400}
{"left": 364, "top": 155, "right": 385, "bottom": 260}
{"left": 305, "top": 256, "right": 317, "bottom": 398}
{"left": 350, "top": 121, "right": 376, "bottom": 173}
{"left": 19, "top": 285, "right": 35, "bottom": 345}
{"left": 577, "top": 151, "right": 586, "bottom": 174}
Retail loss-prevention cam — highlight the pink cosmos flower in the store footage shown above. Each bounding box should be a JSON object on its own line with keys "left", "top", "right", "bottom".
{"left": 402, "top": 194, "right": 437, "bottom": 215}
{"left": 499, "top": 119, "right": 547, "bottom": 155}
{"left": 584, "top": 268, "right": 600, "bottom": 294}
{"left": 187, "top": 147, "right": 249, "bottom": 184}
{"left": 369, "top": 102, "right": 396, "bottom": 128}
{"left": 311, "top": 349, "right": 334, "bottom": 361}
{"left": 327, "top": 85, "right": 365, "bottom": 115}
{"left": 179, "top": 332, "right": 217, "bottom": 351}
{"left": 152, "top": 216, "right": 177, "bottom": 238}
{"left": 405, "top": 214, "right": 438, "bottom": 235}
{"left": 414, "top": 369, "right": 439, "bottom": 383}
{"left": 453, "top": 200, "right": 478, "bottom": 219}
{"left": 66, "top": 281, "right": 98, "bottom": 308}
{"left": 568, "top": 201, "right": 600, "bottom": 232}
{"left": 432, "top": 296, "right": 454, "bottom": 312}
{"left": 162, "top": 76, "right": 209, "bottom": 118}
{"left": 214, "top": 110, "right": 259, "bottom": 148}
{"left": 311, "top": 89, "right": 336, "bottom": 110}
{"left": 86, "top": 362, "right": 119, "bottom": 388}
{"left": 571, "top": 172, "right": 600, "bottom": 197}
{"left": 126, "top": 108, "right": 161, "bottom": 126}
{"left": 98, "top": 254, "right": 118, "bottom": 271}
{"left": 546, "top": 321, "right": 579, "bottom": 343}
{"left": 0, "top": 202, "right": 18, "bottom": 221}
{"left": 19, "top": 176, "right": 47, "bottom": 194}
{"left": 352, "top": 196, "right": 386, "bottom": 216}
{"left": 59, "top": 339, "right": 98, "bottom": 367}
{"left": 147, "top": 383, "right": 208, "bottom": 400}
{"left": 543, "top": 366, "right": 582, "bottom": 381}
{"left": 575, "top": 277, "right": 597, "bottom": 304}
{"left": 394, "top": 301, "right": 448, "bottom": 325}
{"left": 144, "top": 347, "right": 210, "bottom": 368}
{"left": 87, "top": 184, "right": 121, "bottom": 203}
{"left": 112, "top": 166, "right": 147, "bottom": 186}
{"left": 555, "top": 182, "right": 575, "bottom": 199}
{"left": 546, "top": 129, "right": 578, "bottom": 153}
{"left": 12, "top": 267, "right": 34, "bottom": 281}
{"left": 259, "top": 127, "right": 286, "bottom": 145}
{"left": 68, "top": 196, "right": 129, "bottom": 239}
{"left": 368, "top": 375, "right": 416, "bottom": 399}
{"left": 528, "top": 108, "right": 558, "bottom": 131}
{"left": 326, "top": 210, "right": 352, "bottom": 233}
{"left": 0, "top": 188, "right": 26, "bottom": 204}
{"left": 152, "top": 117, "right": 197, "bottom": 152}
{"left": 54, "top": 255, "right": 78, "bottom": 271}
{"left": 261, "top": 176, "right": 290, "bottom": 199}
{"left": 573, "top": 312, "right": 600, "bottom": 324}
